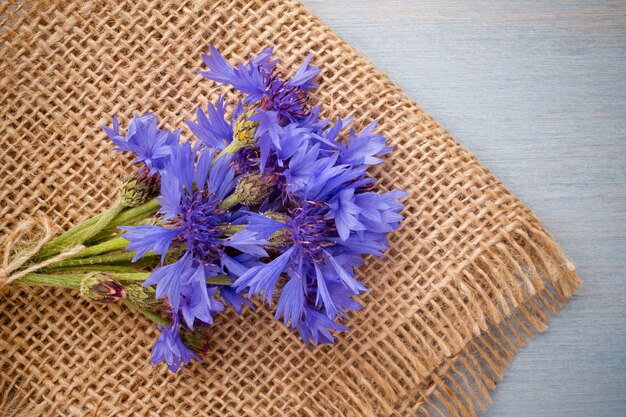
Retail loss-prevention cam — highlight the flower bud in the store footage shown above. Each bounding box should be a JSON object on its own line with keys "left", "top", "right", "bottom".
{"left": 234, "top": 174, "right": 272, "bottom": 206}
{"left": 261, "top": 211, "right": 290, "bottom": 248}
{"left": 126, "top": 284, "right": 160, "bottom": 310}
{"left": 267, "top": 230, "right": 289, "bottom": 249}
{"left": 80, "top": 273, "right": 126, "bottom": 303}
{"left": 120, "top": 169, "right": 160, "bottom": 208}
{"left": 232, "top": 107, "right": 259, "bottom": 148}
{"left": 262, "top": 211, "right": 289, "bottom": 222}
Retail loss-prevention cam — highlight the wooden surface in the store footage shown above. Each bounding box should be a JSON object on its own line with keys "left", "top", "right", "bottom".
{"left": 300, "top": 1, "right": 626, "bottom": 416}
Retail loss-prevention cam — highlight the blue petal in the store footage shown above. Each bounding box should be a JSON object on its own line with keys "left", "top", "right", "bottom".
{"left": 234, "top": 246, "right": 294, "bottom": 304}
{"left": 193, "top": 147, "right": 216, "bottom": 191}
{"left": 151, "top": 316, "right": 199, "bottom": 372}
{"left": 250, "top": 110, "right": 282, "bottom": 150}
{"left": 220, "top": 286, "right": 254, "bottom": 315}
{"left": 119, "top": 225, "right": 179, "bottom": 263}
{"left": 199, "top": 45, "right": 266, "bottom": 99}
{"left": 208, "top": 153, "right": 236, "bottom": 200}
{"left": 325, "top": 251, "right": 366, "bottom": 294}
{"left": 144, "top": 253, "right": 191, "bottom": 311}
{"left": 329, "top": 188, "right": 365, "bottom": 241}
{"left": 171, "top": 142, "right": 194, "bottom": 192}
{"left": 179, "top": 266, "right": 224, "bottom": 329}
{"left": 274, "top": 274, "right": 305, "bottom": 328}
{"left": 285, "top": 54, "right": 320, "bottom": 90}
{"left": 185, "top": 96, "right": 232, "bottom": 150}
{"left": 225, "top": 229, "right": 268, "bottom": 257}
{"left": 296, "top": 306, "right": 348, "bottom": 347}
{"left": 314, "top": 263, "right": 338, "bottom": 319}
{"left": 157, "top": 172, "right": 182, "bottom": 220}
{"left": 339, "top": 121, "right": 392, "bottom": 165}
{"left": 221, "top": 254, "right": 253, "bottom": 277}
{"left": 333, "top": 232, "right": 389, "bottom": 257}
{"left": 240, "top": 210, "right": 286, "bottom": 239}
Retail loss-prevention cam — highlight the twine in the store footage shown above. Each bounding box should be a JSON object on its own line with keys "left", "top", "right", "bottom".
{"left": 0, "top": 216, "right": 85, "bottom": 290}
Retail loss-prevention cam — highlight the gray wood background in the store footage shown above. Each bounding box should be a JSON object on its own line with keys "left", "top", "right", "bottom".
{"left": 300, "top": 1, "right": 626, "bottom": 416}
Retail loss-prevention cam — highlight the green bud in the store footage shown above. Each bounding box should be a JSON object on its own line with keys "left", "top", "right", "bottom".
{"left": 80, "top": 273, "right": 127, "bottom": 303}
{"left": 234, "top": 174, "right": 273, "bottom": 206}
{"left": 267, "top": 230, "right": 290, "bottom": 249}
{"left": 261, "top": 211, "right": 290, "bottom": 248}
{"left": 262, "top": 211, "right": 289, "bottom": 222}
{"left": 120, "top": 169, "right": 160, "bottom": 208}
{"left": 232, "top": 107, "right": 259, "bottom": 148}
{"left": 126, "top": 284, "right": 161, "bottom": 310}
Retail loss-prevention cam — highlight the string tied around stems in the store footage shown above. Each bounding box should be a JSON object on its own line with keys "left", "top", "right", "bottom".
{"left": 0, "top": 216, "right": 85, "bottom": 292}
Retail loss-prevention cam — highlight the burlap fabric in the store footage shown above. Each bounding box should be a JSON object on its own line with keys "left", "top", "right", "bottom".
{"left": 0, "top": 1, "right": 580, "bottom": 416}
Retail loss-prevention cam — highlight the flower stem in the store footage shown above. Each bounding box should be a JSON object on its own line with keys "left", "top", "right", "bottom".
{"left": 72, "top": 236, "right": 129, "bottom": 259}
{"left": 205, "top": 275, "right": 233, "bottom": 285}
{"left": 33, "top": 201, "right": 125, "bottom": 262}
{"left": 12, "top": 271, "right": 151, "bottom": 288}
{"left": 112, "top": 272, "right": 151, "bottom": 281}
{"left": 44, "top": 265, "right": 148, "bottom": 273}
{"left": 122, "top": 298, "right": 168, "bottom": 325}
{"left": 89, "top": 198, "right": 160, "bottom": 243}
{"left": 41, "top": 252, "right": 160, "bottom": 271}
{"left": 219, "top": 224, "right": 246, "bottom": 235}
{"left": 13, "top": 273, "right": 85, "bottom": 288}
{"left": 219, "top": 140, "right": 244, "bottom": 157}
{"left": 219, "top": 193, "right": 239, "bottom": 210}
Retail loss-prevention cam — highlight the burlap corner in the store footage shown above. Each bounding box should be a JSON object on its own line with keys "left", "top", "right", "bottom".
{"left": 0, "top": 1, "right": 580, "bottom": 416}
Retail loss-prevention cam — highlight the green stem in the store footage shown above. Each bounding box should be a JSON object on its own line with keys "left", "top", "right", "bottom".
{"left": 122, "top": 298, "right": 168, "bottom": 325}
{"left": 73, "top": 236, "right": 128, "bottom": 258}
{"left": 219, "top": 193, "right": 239, "bottom": 210}
{"left": 206, "top": 275, "right": 233, "bottom": 285}
{"left": 13, "top": 273, "right": 85, "bottom": 288}
{"left": 219, "top": 140, "right": 244, "bottom": 157}
{"left": 112, "top": 272, "right": 151, "bottom": 282}
{"left": 12, "top": 271, "right": 151, "bottom": 288}
{"left": 90, "top": 199, "right": 160, "bottom": 242}
{"left": 219, "top": 224, "right": 246, "bottom": 235}
{"left": 42, "top": 252, "right": 159, "bottom": 270}
{"left": 33, "top": 201, "right": 125, "bottom": 262}
{"left": 44, "top": 265, "right": 148, "bottom": 273}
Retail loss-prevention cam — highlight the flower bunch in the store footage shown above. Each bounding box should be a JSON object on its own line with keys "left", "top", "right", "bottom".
{"left": 5, "top": 47, "right": 405, "bottom": 372}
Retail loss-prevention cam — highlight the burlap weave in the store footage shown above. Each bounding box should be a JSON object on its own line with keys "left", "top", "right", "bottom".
{"left": 0, "top": 1, "right": 580, "bottom": 416}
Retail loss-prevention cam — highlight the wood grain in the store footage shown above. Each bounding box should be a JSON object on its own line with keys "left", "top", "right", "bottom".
{"left": 300, "top": 1, "right": 626, "bottom": 416}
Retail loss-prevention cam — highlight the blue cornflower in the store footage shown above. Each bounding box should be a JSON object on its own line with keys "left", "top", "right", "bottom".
{"left": 232, "top": 133, "right": 405, "bottom": 345}
{"left": 121, "top": 143, "right": 267, "bottom": 317}
{"left": 279, "top": 120, "right": 403, "bottom": 239}
{"left": 151, "top": 314, "right": 199, "bottom": 372}
{"left": 103, "top": 113, "right": 179, "bottom": 175}
{"left": 115, "top": 48, "right": 407, "bottom": 362}
{"left": 234, "top": 202, "right": 366, "bottom": 329}
{"left": 199, "top": 46, "right": 320, "bottom": 122}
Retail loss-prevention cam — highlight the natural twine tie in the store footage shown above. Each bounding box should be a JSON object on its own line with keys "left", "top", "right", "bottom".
{"left": 0, "top": 216, "right": 85, "bottom": 291}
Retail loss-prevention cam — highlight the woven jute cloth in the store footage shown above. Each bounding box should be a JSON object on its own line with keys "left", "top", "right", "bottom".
{"left": 0, "top": 1, "right": 580, "bottom": 416}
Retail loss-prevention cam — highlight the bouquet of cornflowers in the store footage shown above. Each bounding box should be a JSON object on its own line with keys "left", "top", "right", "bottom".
{"left": 3, "top": 47, "right": 406, "bottom": 372}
